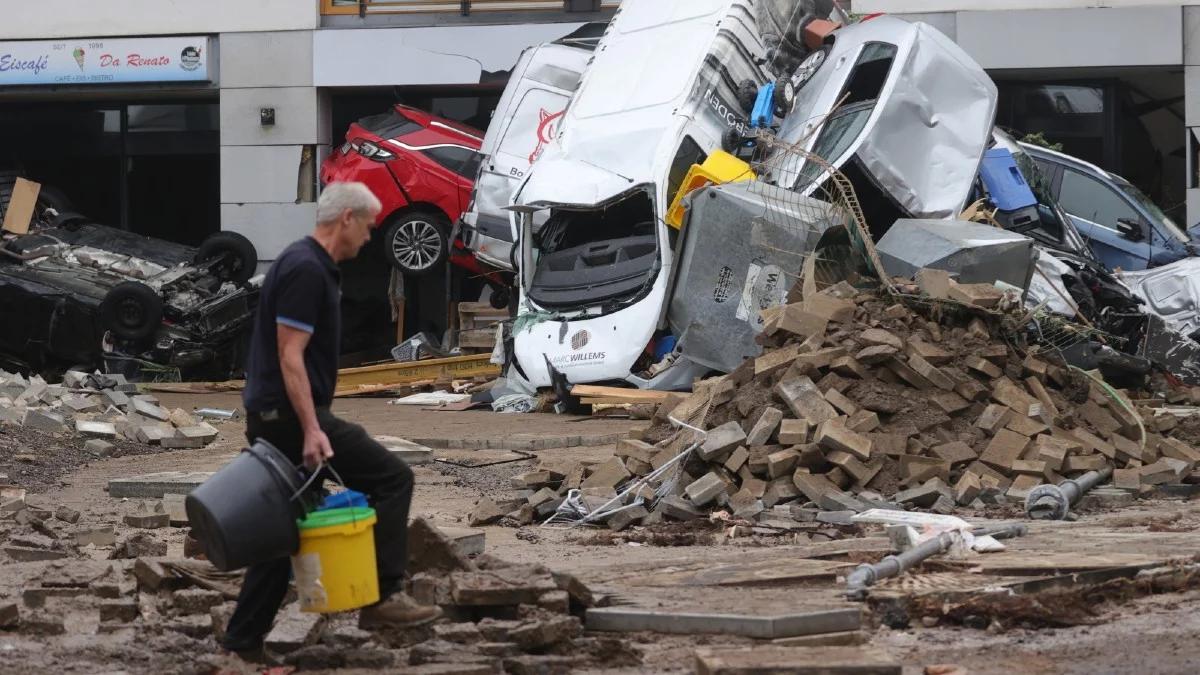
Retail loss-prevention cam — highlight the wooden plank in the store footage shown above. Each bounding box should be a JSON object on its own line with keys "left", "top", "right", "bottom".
{"left": 571, "top": 385, "right": 675, "bottom": 403}
{"left": 334, "top": 354, "right": 498, "bottom": 397}
{"left": 944, "top": 551, "right": 1166, "bottom": 576}
{"left": 622, "top": 559, "right": 850, "bottom": 588}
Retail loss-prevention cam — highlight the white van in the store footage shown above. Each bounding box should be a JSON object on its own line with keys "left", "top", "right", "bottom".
{"left": 461, "top": 40, "right": 594, "bottom": 273}
{"left": 508, "top": 0, "right": 786, "bottom": 390}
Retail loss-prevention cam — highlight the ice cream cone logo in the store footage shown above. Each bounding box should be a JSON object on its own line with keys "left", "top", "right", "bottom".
{"left": 72, "top": 48, "right": 85, "bottom": 71}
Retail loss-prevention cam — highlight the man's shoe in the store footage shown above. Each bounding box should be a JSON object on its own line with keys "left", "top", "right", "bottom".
{"left": 223, "top": 644, "right": 280, "bottom": 666}
{"left": 358, "top": 591, "right": 443, "bottom": 630}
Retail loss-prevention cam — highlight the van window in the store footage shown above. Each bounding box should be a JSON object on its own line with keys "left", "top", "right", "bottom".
{"left": 1059, "top": 169, "right": 1139, "bottom": 230}
{"left": 667, "top": 136, "right": 708, "bottom": 210}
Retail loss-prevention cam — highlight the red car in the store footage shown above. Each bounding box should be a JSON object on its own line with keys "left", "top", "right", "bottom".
{"left": 321, "top": 105, "right": 492, "bottom": 279}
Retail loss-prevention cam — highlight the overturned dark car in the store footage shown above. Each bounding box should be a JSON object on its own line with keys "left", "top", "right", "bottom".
{"left": 0, "top": 221, "right": 260, "bottom": 381}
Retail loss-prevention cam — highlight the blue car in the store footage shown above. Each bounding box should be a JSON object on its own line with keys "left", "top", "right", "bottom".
{"left": 1022, "top": 143, "right": 1197, "bottom": 271}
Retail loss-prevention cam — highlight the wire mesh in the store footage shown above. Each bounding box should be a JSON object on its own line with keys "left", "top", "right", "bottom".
{"left": 731, "top": 130, "right": 896, "bottom": 294}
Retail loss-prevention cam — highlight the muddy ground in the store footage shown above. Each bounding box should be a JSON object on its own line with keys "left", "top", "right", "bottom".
{"left": 3, "top": 392, "right": 1200, "bottom": 673}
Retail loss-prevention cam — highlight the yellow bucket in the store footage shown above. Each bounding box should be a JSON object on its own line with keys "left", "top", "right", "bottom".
{"left": 291, "top": 506, "right": 379, "bottom": 613}
{"left": 665, "top": 150, "right": 756, "bottom": 229}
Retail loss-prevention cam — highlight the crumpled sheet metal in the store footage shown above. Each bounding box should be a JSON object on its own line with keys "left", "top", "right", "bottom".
{"left": 853, "top": 19, "right": 998, "bottom": 220}
{"left": 1026, "top": 250, "right": 1080, "bottom": 318}
{"left": 1118, "top": 257, "right": 1200, "bottom": 337}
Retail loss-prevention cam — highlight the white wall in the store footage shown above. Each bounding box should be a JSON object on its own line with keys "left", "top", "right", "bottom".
{"left": 0, "top": 1, "right": 317, "bottom": 40}
{"left": 858, "top": 0, "right": 1194, "bottom": 12}
{"left": 313, "top": 23, "right": 588, "bottom": 87}
{"left": 957, "top": 6, "right": 1182, "bottom": 69}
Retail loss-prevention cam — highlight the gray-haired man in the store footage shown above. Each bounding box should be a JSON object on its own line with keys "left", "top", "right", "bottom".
{"left": 222, "top": 182, "right": 440, "bottom": 661}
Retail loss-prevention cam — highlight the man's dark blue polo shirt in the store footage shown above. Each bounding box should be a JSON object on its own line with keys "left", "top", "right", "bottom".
{"left": 243, "top": 237, "right": 341, "bottom": 413}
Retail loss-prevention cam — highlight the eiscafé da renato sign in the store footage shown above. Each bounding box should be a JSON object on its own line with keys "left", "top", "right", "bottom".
{"left": 0, "top": 36, "right": 210, "bottom": 86}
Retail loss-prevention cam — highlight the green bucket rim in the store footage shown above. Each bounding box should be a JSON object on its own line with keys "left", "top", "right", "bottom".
{"left": 298, "top": 506, "right": 376, "bottom": 531}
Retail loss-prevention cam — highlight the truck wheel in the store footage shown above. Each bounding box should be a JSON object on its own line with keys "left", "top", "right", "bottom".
{"left": 736, "top": 79, "right": 759, "bottom": 115}
{"left": 385, "top": 211, "right": 450, "bottom": 277}
{"left": 100, "top": 282, "right": 163, "bottom": 343}
{"left": 196, "top": 231, "right": 258, "bottom": 283}
{"left": 773, "top": 78, "right": 796, "bottom": 117}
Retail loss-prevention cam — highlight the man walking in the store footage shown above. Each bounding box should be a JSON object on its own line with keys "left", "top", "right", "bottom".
{"left": 222, "top": 182, "right": 441, "bottom": 660}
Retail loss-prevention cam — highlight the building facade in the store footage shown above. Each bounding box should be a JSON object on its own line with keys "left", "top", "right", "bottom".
{"left": 0, "top": 0, "right": 616, "bottom": 261}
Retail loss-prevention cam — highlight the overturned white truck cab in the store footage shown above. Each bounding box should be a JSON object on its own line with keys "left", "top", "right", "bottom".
{"left": 508, "top": 0, "right": 790, "bottom": 390}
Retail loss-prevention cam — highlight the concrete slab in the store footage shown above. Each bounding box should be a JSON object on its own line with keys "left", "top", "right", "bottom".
{"left": 376, "top": 436, "right": 435, "bottom": 465}
{"left": 586, "top": 607, "right": 860, "bottom": 639}
{"left": 694, "top": 646, "right": 900, "bottom": 675}
{"left": 107, "top": 472, "right": 213, "bottom": 498}
{"left": 439, "top": 526, "right": 485, "bottom": 557}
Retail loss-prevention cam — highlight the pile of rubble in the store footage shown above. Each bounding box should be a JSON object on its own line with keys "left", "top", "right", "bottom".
{"left": 477, "top": 277, "right": 1200, "bottom": 531}
{"left": 0, "top": 513, "right": 636, "bottom": 673}
{"left": 0, "top": 369, "right": 220, "bottom": 451}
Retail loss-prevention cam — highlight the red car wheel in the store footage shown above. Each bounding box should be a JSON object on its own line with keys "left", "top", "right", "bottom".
{"left": 384, "top": 211, "right": 450, "bottom": 276}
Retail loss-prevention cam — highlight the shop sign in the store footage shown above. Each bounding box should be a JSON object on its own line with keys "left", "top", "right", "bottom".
{"left": 0, "top": 36, "right": 211, "bottom": 86}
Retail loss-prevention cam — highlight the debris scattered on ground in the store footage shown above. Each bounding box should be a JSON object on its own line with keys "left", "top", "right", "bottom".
{"left": 486, "top": 282, "right": 1200, "bottom": 534}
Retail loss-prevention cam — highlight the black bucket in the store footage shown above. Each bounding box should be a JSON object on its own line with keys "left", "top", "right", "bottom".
{"left": 186, "top": 440, "right": 309, "bottom": 571}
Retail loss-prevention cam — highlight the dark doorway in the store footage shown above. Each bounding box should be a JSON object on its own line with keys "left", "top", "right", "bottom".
{"left": 0, "top": 100, "right": 219, "bottom": 245}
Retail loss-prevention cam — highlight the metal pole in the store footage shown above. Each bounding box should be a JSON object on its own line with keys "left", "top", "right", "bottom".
{"left": 1024, "top": 466, "right": 1114, "bottom": 521}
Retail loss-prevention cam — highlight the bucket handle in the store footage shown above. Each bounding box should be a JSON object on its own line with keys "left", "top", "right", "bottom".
{"left": 289, "top": 461, "right": 347, "bottom": 502}
{"left": 290, "top": 462, "right": 366, "bottom": 527}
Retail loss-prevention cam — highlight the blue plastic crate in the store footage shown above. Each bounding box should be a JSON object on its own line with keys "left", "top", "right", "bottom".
{"left": 980, "top": 148, "right": 1037, "bottom": 212}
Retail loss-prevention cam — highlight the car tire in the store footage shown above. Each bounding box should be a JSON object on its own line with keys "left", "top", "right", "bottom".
{"left": 488, "top": 286, "right": 511, "bottom": 310}
{"left": 773, "top": 77, "right": 796, "bottom": 118}
{"left": 385, "top": 211, "right": 450, "bottom": 277}
{"left": 49, "top": 210, "right": 90, "bottom": 231}
{"left": 100, "top": 281, "right": 163, "bottom": 343}
{"left": 722, "top": 127, "right": 743, "bottom": 153}
{"left": 195, "top": 231, "right": 258, "bottom": 284}
{"left": 736, "top": 79, "right": 760, "bottom": 115}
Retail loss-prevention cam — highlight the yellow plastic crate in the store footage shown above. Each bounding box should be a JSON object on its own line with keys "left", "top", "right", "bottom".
{"left": 665, "top": 150, "right": 756, "bottom": 229}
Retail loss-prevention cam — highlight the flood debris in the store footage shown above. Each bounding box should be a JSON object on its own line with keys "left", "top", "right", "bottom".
{"left": 492, "top": 276, "right": 1200, "bottom": 538}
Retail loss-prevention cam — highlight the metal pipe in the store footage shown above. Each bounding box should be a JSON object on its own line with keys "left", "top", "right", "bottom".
{"left": 845, "top": 531, "right": 957, "bottom": 601}
{"left": 845, "top": 524, "right": 1031, "bottom": 600}
{"left": 971, "top": 523, "right": 1028, "bottom": 540}
{"left": 1024, "top": 466, "right": 1114, "bottom": 521}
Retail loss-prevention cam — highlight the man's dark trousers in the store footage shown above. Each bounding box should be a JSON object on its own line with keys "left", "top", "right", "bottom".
{"left": 222, "top": 408, "right": 415, "bottom": 651}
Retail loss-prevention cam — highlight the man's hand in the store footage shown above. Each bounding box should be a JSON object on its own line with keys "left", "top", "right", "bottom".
{"left": 303, "top": 428, "right": 334, "bottom": 471}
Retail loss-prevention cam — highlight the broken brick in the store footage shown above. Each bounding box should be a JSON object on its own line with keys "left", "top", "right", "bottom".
{"left": 697, "top": 421, "right": 746, "bottom": 462}
{"left": 814, "top": 422, "right": 872, "bottom": 461}
{"left": 930, "top": 441, "right": 976, "bottom": 466}
{"left": 777, "top": 419, "right": 811, "bottom": 445}
{"left": 979, "top": 429, "right": 1029, "bottom": 472}
{"left": 791, "top": 471, "right": 840, "bottom": 505}
{"left": 1006, "top": 414, "right": 1049, "bottom": 438}
{"left": 966, "top": 356, "right": 1003, "bottom": 379}
{"left": 991, "top": 378, "right": 1039, "bottom": 417}
{"left": 930, "top": 392, "right": 970, "bottom": 415}
{"left": 685, "top": 473, "right": 727, "bottom": 506}
{"left": 899, "top": 455, "right": 949, "bottom": 484}
{"left": 745, "top": 408, "right": 783, "bottom": 446}
{"left": 907, "top": 353, "right": 955, "bottom": 391}
{"left": 823, "top": 388, "right": 859, "bottom": 416}
{"left": 775, "top": 376, "right": 838, "bottom": 425}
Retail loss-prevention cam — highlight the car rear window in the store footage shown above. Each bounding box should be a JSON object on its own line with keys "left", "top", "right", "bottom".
{"left": 422, "top": 146, "right": 482, "bottom": 180}
{"left": 356, "top": 110, "right": 421, "bottom": 140}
